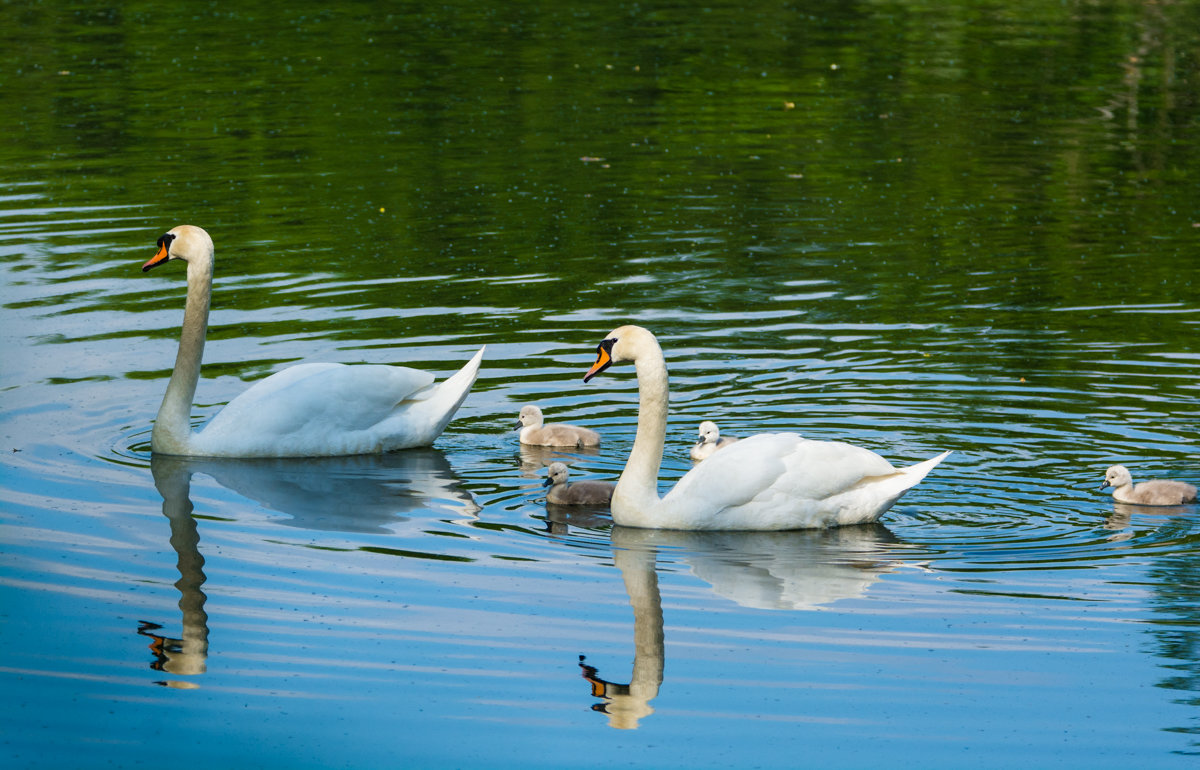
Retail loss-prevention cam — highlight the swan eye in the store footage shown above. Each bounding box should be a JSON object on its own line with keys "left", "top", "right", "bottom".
{"left": 583, "top": 338, "right": 617, "bottom": 382}
{"left": 142, "top": 232, "right": 178, "bottom": 272}
{"left": 591, "top": 338, "right": 616, "bottom": 360}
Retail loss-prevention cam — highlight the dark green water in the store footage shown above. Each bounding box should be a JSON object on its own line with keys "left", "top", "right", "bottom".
{"left": 3, "top": 2, "right": 1200, "bottom": 767}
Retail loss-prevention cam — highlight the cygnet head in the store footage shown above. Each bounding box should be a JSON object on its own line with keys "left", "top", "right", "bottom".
{"left": 1100, "top": 465, "right": 1133, "bottom": 491}
{"left": 543, "top": 461, "right": 570, "bottom": 487}
{"left": 696, "top": 421, "right": 720, "bottom": 446}
{"left": 516, "top": 405, "right": 545, "bottom": 430}
{"left": 142, "top": 225, "right": 214, "bottom": 272}
{"left": 584, "top": 325, "right": 657, "bottom": 382}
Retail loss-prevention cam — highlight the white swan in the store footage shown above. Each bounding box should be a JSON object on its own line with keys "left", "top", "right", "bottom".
{"left": 689, "top": 420, "right": 738, "bottom": 461}
{"left": 1100, "top": 465, "right": 1197, "bottom": 506}
{"left": 583, "top": 325, "right": 949, "bottom": 530}
{"left": 543, "top": 462, "right": 615, "bottom": 505}
{"left": 515, "top": 404, "right": 601, "bottom": 447}
{"left": 141, "top": 225, "right": 484, "bottom": 457}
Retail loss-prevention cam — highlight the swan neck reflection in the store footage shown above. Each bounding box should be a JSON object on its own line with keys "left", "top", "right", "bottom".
{"left": 580, "top": 545, "right": 664, "bottom": 730}
{"left": 579, "top": 524, "right": 909, "bottom": 728}
{"left": 143, "top": 455, "right": 210, "bottom": 681}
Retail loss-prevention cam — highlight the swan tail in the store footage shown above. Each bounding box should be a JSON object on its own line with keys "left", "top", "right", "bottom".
{"left": 837, "top": 450, "right": 950, "bottom": 524}
{"left": 900, "top": 450, "right": 952, "bottom": 487}
{"left": 874, "top": 449, "right": 950, "bottom": 497}
{"left": 384, "top": 346, "right": 484, "bottom": 448}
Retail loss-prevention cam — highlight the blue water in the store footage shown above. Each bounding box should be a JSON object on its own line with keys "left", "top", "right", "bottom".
{"left": 4, "top": 1, "right": 1200, "bottom": 767}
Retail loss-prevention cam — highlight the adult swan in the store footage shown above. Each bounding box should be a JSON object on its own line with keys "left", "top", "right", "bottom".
{"left": 141, "top": 225, "right": 484, "bottom": 457}
{"left": 583, "top": 325, "right": 949, "bottom": 530}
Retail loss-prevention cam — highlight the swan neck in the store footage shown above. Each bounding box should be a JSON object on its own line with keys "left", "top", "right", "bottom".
{"left": 153, "top": 258, "right": 212, "bottom": 453}
{"left": 615, "top": 341, "right": 669, "bottom": 511}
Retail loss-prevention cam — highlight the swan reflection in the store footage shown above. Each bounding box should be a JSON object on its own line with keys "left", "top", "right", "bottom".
{"left": 140, "top": 455, "right": 210, "bottom": 686}
{"left": 139, "top": 450, "right": 480, "bottom": 684}
{"left": 579, "top": 524, "right": 909, "bottom": 728}
{"left": 174, "top": 449, "right": 480, "bottom": 533}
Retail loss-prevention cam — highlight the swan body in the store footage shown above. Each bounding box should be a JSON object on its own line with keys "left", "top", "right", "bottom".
{"left": 142, "top": 225, "right": 484, "bottom": 457}
{"left": 689, "top": 420, "right": 738, "bottom": 461}
{"left": 543, "top": 462, "right": 615, "bottom": 505}
{"left": 583, "top": 325, "right": 949, "bottom": 530}
{"left": 516, "top": 404, "right": 601, "bottom": 447}
{"left": 1100, "top": 465, "right": 1197, "bottom": 506}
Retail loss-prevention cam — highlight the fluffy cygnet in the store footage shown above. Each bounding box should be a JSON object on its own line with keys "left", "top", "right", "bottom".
{"left": 1100, "top": 465, "right": 1198, "bottom": 506}
{"left": 689, "top": 420, "right": 739, "bottom": 461}
{"left": 543, "top": 462, "right": 615, "bottom": 505}
{"left": 516, "top": 405, "right": 601, "bottom": 447}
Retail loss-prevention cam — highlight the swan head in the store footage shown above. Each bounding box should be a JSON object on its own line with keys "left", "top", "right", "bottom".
{"left": 543, "top": 461, "right": 569, "bottom": 487}
{"left": 516, "top": 405, "right": 544, "bottom": 430}
{"left": 584, "top": 324, "right": 655, "bottom": 382}
{"left": 1100, "top": 465, "right": 1133, "bottom": 491}
{"left": 142, "top": 225, "right": 214, "bottom": 272}
{"left": 696, "top": 421, "right": 720, "bottom": 446}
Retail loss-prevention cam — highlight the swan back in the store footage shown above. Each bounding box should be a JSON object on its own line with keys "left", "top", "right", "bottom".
{"left": 654, "top": 435, "right": 944, "bottom": 530}
{"left": 188, "top": 349, "right": 484, "bottom": 456}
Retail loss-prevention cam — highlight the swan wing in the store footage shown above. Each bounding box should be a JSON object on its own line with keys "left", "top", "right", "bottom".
{"left": 668, "top": 433, "right": 896, "bottom": 506}
{"left": 192, "top": 347, "right": 484, "bottom": 456}
{"left": 654, "top": 434, "right": 908, "bottom": 529}
{"left": 215, "top": 363, "right": 433, "bottom": 428}
{"left": 372, "top": 346, "right": 484, "bottom": 447}
{"left": 192, "top": 363, "right": 437, "bottom": 456}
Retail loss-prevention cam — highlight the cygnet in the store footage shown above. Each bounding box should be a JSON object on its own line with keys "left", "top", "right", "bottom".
{"left": 543, "top": 462, "right": 614, "bottom": 505}
{"left": 689, "top": 420, "right": 739, "bottom": 461}
{"left": 516, "top": 405, "right": 601, "bottom": 447}
{"left": 1100, "top": 465, "right": 1197, "bottom": 506}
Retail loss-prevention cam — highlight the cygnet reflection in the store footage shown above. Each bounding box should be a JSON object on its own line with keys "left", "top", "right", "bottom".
{"left": 515, "top": 443, "right": 602, "bottom": 478}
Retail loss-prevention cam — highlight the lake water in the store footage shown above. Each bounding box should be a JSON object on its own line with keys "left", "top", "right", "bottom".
{"left": 3, "top": 2, "right": 1200, "bottom": 767}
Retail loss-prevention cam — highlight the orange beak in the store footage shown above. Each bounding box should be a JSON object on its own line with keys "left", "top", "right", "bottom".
{"left": 584, "top": 344, "right": 613, "bottom": 383}
{"left": 141, "top": 242, "right": 170, "bottom": 272}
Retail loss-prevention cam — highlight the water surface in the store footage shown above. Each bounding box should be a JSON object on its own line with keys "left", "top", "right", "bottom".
{"left": 3, "top": 2, "right": 1200, "bottom": 767}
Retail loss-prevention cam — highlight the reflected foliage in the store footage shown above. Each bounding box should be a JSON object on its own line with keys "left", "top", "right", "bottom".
{"left": 1, "top": 1, "right": 1198, "bottom": 341}
{"left": 1147, "top": 540, "right": 1200, "bottom": 751}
